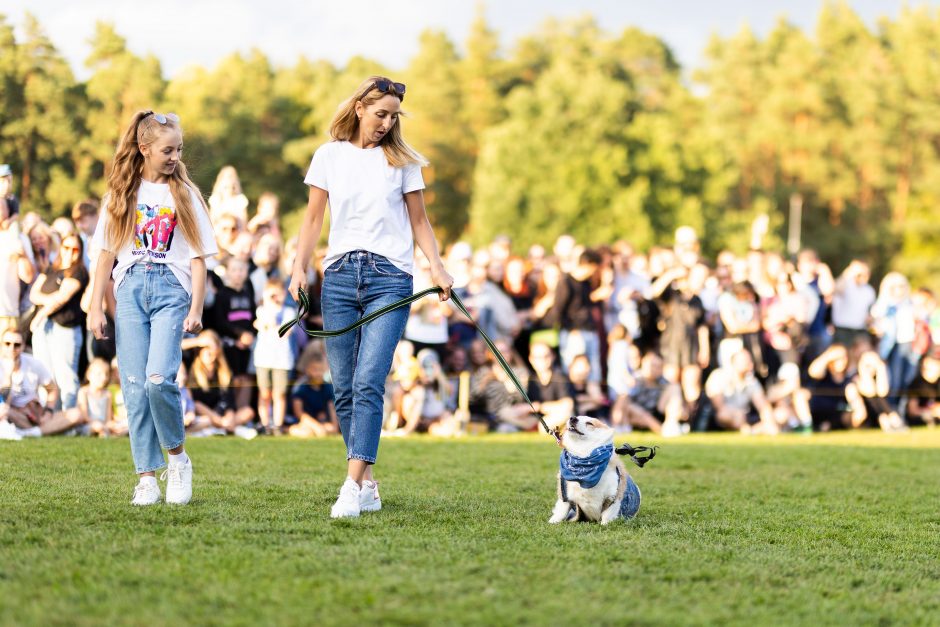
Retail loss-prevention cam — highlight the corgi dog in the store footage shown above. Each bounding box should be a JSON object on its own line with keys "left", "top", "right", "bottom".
{"left": 549, "top": 416, "right": 643, "bottom": 524}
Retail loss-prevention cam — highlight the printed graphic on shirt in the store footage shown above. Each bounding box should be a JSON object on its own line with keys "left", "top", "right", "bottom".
{"left": 133, "top": 204, "right": 176, "bottom": 258}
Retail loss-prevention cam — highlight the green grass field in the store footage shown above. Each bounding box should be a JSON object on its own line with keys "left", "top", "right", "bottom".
{"left": 2, "top": 430, "right": 939, "bottom": 626}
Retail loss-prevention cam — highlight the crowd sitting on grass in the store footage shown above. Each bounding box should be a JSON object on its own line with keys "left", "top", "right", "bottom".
{"left": 0, "top": 162, "right": 938, "bottom": 441}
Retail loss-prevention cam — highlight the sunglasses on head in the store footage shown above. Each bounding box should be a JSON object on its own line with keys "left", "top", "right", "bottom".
{"left": 371, "top": 80, "right": 406, "bottom": 101}
{"left": 145, "top": 111, "right": 180, "bottom": 125}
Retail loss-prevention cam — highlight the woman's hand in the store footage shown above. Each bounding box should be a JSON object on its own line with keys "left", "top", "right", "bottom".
{"left": 288, "top": 266, "right": 306, "bottom": 303}
{"left": 429, "top": 263, "right": 454, "bottom": 302}
{"left": 88, "top": 306, "right": 108, "bottom": 340}
{"left": 183, "top": 310, "right": 203, "bottom": 334}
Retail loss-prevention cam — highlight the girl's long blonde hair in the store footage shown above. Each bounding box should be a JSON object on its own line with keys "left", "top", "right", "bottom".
{"left": 329, "top": 76, "right": 428, "bottom": 168}
{"left": 190, "top": 330, "right": 233, "bottom": 390}
{"left": 103, "top": 110, "right": 207, "bottom": 254}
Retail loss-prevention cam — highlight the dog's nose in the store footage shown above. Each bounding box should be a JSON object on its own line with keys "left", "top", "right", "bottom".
{"left": 568, "top": 416, "right": 578, "bottom": 428}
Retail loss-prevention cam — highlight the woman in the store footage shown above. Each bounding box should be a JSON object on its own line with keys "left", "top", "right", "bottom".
{"left": 289, "top": 77, "right": 454, "bottom": 519}
{"left": 188, "top": 330, "right": 256, "bottom": 437}
{"left": 29, "top": 233, "right": 89, "bottom": 409}
{"left": 871, "top": 272, "right": 919, "bottom": 407}
{"left": 87, "top": 110, "right": 218, "bottom": 506}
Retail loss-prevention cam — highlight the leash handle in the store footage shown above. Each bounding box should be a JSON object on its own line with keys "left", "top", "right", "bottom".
{"left": 615, "top": 443, "right": 658, "bottom": 468}
{"left": 279, "top": 286, "right": 561, "bottom": 442}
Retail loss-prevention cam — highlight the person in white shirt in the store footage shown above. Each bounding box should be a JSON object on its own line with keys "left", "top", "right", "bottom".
{"left": 290, "top": 77, "right": 454, "bottom": 519}
{"left": 831, "top": 260, "right": 876, "bottom": 346}
{"left": 87, "top": 111, "right": 218, "bottom": 506}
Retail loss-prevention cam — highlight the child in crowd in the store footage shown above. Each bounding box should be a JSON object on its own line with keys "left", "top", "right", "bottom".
{"left": 176, "top": 362, "right": 197, "bottom": 432}
{"left": 289, "top": 355, "right": 338, "bottom": 438}
{"left": 189, "top": 330, "right": 256, "bottom": 438}
{"left": 253, "top": 279, "right": 296, "bottom": 435}
{"left": 207, "top": 257, "right": 256, "bottom": 412}
{"left": 75, "top": 357, "right": 121, "bottom": 437}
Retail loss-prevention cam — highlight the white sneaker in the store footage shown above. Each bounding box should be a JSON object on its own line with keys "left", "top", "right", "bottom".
{"left": 0, "top": 420, "right": 22, "bottom": 441}
{"left": 162, "top": 459, "right": 193, "bottom": 505}
{"left": 16, "top": 425, "right": 42, "bottom": 438}
{"left": 131, "top": 481, "right": 162, "bottom": 506}
{"left": 360, "top": 480, "right": 382, "bottom": 513}
{"left": 330, "top": 477, "right": 361, "bottom": 519}
{"left": 661, "top": 421, "right": 686, "bottom": 438}
{"left": 234, "top": 425, "right": 258, "bottom": 440}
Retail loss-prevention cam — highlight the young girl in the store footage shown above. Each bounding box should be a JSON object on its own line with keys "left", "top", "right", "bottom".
{"left": 253, "top": 278, "right": 296, "bottom": 434}
{"left": 289, "top": 77, "right": 454, "bottom": 518}
{"left": 75, "top": 358, "right": 120, "bottom": 437}
{"left": 88, "top": 110, "right": 218, "bottom": 506}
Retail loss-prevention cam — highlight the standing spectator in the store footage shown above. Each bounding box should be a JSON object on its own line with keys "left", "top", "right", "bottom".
{"left": 71, "top": 199, "right": 100, "bottom": 270}
{"left": 207, "top": 258, "right": 256, "bottom": 412}
{"left": 249, "top": 233, "right": 282, "bottom": 305}
{"left": 530, "top": 258, "right": 562, "bottom": 349}
{"left": 648, "top": 264, "right": 710, "bottom": 383}
{"left": 503, "top": 255, "right": 536, "bottom": 359}
{"left": 28, "top": 233, "right": 88, "bottom": 409}
{"left": 552, "top": 249, "right": 604, "bottom": 382}
{"left": 796, "top": 248, "right": 834, "bottom": 361}
{"left": 761, "top": 272, "right": 810, "bottom": 368}
{"left": 253, "top": 278, "right": 296, "bottom": 434}
{"left": 404, "top": 252, "right": 450, "bottom": 360}
{"left": 871, "top": 272, "right": 919, "bottom": 407}
{"left": 208, "top": 166, "right": 249, "bottom": 228}
{"left": 705, "top": 348, "right": 777, "bottom": 434}
{"left": 0, "top": 213, "right": 36, "bottom": 336}
{"left": 718, "top": 281, "right": 767, "bottom": 378}
{"left": 831, "top": 260, "right": 876, "bottom": 347}
{"left": 0, "top": 164, "right": 19, "bottom": 220}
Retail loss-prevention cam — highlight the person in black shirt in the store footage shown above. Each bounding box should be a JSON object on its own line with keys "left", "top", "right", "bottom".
{"left": 551, "top": 249, "right": 604, "bottom": 383}
{"left": 526, "top": 340, "right": 574, "bottom": 430}
{"left": 206, "top": 258, "right": 255, "bottom": 411}
{"left": 28, "top": 233, "right": 89, "bottom": 409}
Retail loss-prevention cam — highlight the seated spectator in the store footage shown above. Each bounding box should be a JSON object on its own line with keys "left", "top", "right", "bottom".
{"left": 612, "top": 351, "right": 686, "bottom": 436}
{"left": 388, "top": 349, "right": 459, "bottom": 436}
{"left": 765, "top": 362, "right": 813, "bottom": 433}
{"left": 28, "top": 232, "right": 88, "bottom": 409}
{"left": 705, "top": 348, "right": 777, "bottom": 434}
{"left": 846, "top": 348, "right": 907, "bottom": 432}
{"left": 253, "top": 279, "right": 296, "bottom": 435}
{"left": 106, "top": 357, "right": 128, "bottom": 433}
{"left": 74, "top": 358, "right": 123, "bottom": 437}
{"left": 176, "top": 362, "right": 197, "bottom": 433}
{"left": 289, "top": 355, "right": 338, "bottom": 438}
{"left": 468, "top": 339, "right": 535, "bottom": 432}
{"left": 189, "top": 330, "right": 256, "bottom": 438}
{"left": 568, "top": 353, "right": 610, "bottom": 421}
{"left": 807, "top": 344, "right": 854, "bottom": 431}
{"left": 906, "top": 346, "right": 940, "bottom": 427}
{"left": 0, "top": 329, "right": 80, "bottom": 436}
{"left": 526, "top": 341, "right": 574, "bottom": 431}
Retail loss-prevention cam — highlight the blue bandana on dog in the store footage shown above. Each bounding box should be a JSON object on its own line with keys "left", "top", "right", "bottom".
{"left": 559, "top": 443, "right": 614, "bottom": 488}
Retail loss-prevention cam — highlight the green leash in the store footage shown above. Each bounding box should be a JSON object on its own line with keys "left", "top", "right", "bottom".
{"left": 278, "top": 286, "right": 657, "bottom": 466}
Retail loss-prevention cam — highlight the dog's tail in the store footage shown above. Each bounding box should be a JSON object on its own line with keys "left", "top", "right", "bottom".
{"left": 615, "top": 443, "right": 658, "bottom": 468}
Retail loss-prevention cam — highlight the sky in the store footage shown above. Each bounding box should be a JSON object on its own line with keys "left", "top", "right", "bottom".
{"left": 3, "top": 1, "right": 933, "bottom": 81}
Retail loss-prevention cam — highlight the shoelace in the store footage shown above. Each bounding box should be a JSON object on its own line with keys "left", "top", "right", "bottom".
{"left": 160, "top": 466, "right": 183, "bottom": 489}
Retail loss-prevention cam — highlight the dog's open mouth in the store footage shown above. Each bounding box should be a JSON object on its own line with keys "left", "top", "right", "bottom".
{"left": 567, "top": 425, "right": 584, "bottom": 436}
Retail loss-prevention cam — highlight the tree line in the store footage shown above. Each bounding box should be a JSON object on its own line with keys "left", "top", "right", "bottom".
{"left": 1, "top": 2, "right": 939, "bottom": 289}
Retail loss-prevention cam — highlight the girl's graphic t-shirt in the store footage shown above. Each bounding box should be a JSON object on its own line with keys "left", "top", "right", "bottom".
{"left": 91, "top": 180, "right": 218, "bottom": 296}
{"left": 304, "top": 141, "right": 424, "bottom": 276}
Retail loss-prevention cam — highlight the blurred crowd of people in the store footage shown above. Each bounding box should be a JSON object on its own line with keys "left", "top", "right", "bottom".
{"left": 1, "top": 163, "right": 938, "bottom": 441}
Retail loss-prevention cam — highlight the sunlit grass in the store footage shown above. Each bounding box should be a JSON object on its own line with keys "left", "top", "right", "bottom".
{"left": 1, "top": 430, "right": 938, "bottom": 625}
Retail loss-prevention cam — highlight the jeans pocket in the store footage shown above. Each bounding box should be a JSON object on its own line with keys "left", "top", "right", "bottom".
{"left": 371, "top": 256, "right": 410, "bottom": 278}
{"left": 160, "top": 270, "right": 187, "bottom": 293}
{"left": 325, "top": 256, "right": 347, "bottom": 273}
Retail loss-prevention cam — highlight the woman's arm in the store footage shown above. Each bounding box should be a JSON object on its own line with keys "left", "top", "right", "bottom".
{"left": 29, "top": 274, "right": 49, "bottom": 306}
{"left": 36, "top": 277, "right": 83, "bottom": 316}
{"left": 289, "top": 186, "right": 328, "bottom": 301}
{"left": 88, "top": 251, "right": 117, "bottom": 339}
{"left": 404, "top": 190, "right": 453, "bottom": 301}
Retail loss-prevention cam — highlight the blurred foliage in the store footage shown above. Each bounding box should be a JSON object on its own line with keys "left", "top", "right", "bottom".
{"left": 1, "top": 2, "right": 940, "bottom": 288}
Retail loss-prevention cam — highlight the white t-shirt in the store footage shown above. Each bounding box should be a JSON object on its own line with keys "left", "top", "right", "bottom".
{"left": 304, "top": 141, "right": 424, "bottom": 275}
{"left": 831, "top": 280, "right": 875, "bottom": 330}
{"left": 0, "top": 227, "right": 36, "bottom": 317}
{"left": 0, "top": 353, "right": 53, "bottom": 407}
{"left": 91, "top": 180, "right": 219, "bottom": 296}
{"left": 252, "top": 303, "right": 297, "bottom": 371}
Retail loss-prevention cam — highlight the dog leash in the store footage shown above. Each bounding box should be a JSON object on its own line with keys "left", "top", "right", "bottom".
{"left": 279, "top": 285, "right": 656, "bottom": 465}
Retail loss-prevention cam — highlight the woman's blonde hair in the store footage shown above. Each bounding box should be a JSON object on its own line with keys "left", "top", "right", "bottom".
{"left": 103, "top": 111, "right": 207, "bottom": 255}
{"left": 191, "top": 330, "right": 233, "bottom": 390}
{"left": 328, "top": 76, "right": 428, "bottom": 168}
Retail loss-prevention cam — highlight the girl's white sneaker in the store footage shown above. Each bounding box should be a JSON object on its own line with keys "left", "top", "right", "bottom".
{"left": 330, "top": 477, "right": 361, "bottom": 519}
{"left": 360, "top": 480, "right": 382, "bottom": 512}
{"left": 131, "top": 481, "right": 162, "bottom": 506}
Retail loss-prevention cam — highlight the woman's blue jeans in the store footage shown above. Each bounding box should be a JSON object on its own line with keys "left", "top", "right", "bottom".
{"left": 31, "top": 319, "right": 82, "bottom": 409}
{"left": 321, "top": 251, "right": 413, "bottom": 464}
{"left": 115, "top": 263, "right": 189, "bottom": 473}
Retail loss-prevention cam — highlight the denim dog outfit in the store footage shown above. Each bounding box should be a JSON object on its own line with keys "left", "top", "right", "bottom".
{"left": 559, "top": 444, "right": 642, "bottom": 520}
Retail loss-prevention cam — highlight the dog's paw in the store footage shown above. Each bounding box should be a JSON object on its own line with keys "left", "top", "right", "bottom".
{"left": 548, "top": 514, "right": 565, "bottom": 524}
